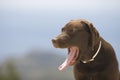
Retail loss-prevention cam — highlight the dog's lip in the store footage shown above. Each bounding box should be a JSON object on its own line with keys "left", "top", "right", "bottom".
{"left": 58, "top": 46, "right": 79, "bottom": 71}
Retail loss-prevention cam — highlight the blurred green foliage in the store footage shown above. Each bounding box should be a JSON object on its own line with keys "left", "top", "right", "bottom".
{"left": 0, "top": 60, "right": 20, "bottom": 80}
{"left": 0, "top": 50, "right": 73, "bottom": 80}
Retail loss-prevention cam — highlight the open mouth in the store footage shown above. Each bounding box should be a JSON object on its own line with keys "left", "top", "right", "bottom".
{"left": 58, "top": 47, "right": 79, "bottom": 71}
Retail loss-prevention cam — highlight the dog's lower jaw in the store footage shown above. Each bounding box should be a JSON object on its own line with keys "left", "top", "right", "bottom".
{"left": 58, "top": 46, "right": 79, "bottom": 71}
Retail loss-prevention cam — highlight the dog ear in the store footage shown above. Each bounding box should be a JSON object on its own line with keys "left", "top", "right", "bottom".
{"left": 81, "top": 21, "right": 100, "bottom": 50}
{"left": 88, "top": 23, "right": 100, "bottom": 50}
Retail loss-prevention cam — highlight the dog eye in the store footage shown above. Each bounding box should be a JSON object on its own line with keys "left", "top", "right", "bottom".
{"left": 61, "top": 28, "right": 65, "bottom": 32}
{"left": 69, "top": 29, "right": 74, "bottom": 32}
{"left": 67, "top": 29, "right": 75, "bottom": 33}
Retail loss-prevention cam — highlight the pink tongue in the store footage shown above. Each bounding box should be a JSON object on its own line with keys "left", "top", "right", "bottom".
{"left": 58, "top": 47, "right": 79, "bottom": 71}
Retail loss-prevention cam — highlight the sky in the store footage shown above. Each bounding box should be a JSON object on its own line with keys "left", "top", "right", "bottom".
{"left": 0, "top": 0, "right": 120, "bottom": 63}
{"left": 0, "top": 0, "right": 120, "bottom": 13}
{"left": 0, "top": 0, "right": 119, "bottom": 9}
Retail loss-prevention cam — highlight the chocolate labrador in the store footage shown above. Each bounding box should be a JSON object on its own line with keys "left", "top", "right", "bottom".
{"left": 52, "top": 19, "right": 120, "bottom": 80}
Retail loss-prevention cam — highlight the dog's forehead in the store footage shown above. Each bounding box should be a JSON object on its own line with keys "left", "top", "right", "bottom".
{"left": 63, "top": 21, "right": 84, "bottom": 30}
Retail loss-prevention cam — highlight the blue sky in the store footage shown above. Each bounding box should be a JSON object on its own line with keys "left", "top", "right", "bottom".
{"left": 0, "top": 0, "right": 120, "bottom": 63}
{"left": 0, "top": 0, "right": 119, "bottom": 10}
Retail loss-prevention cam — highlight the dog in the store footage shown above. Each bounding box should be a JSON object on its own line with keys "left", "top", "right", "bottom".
{"left": 52, "top": 19, "right": 120, "bottom": 80}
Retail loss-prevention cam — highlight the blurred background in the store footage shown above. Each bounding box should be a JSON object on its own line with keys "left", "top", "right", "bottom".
{"left": 0, "top": 0, "right": 120, "bottom": 80}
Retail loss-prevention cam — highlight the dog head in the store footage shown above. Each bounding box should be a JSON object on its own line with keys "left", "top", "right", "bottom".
{"left": 52, "top": 19, "right": 100, "bottom": 70}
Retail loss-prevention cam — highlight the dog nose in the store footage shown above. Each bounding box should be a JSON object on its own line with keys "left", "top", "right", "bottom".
{"left": 52, "top": 38, "right": 57, "bottom": 43}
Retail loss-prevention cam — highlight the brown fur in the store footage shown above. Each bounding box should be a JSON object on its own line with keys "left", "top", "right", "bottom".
{"left": 52, "top": 19, "right": 120, "bottom": 80}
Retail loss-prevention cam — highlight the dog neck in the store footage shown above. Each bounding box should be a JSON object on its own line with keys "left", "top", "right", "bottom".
{"left": 82, "top": 41, "right": 102, "bottom": 63}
